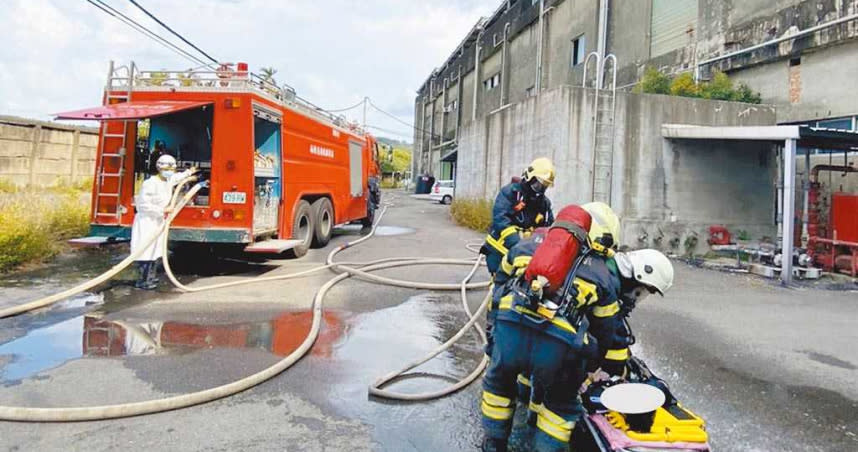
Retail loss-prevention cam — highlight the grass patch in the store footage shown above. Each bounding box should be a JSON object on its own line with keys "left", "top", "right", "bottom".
{"left": 450, "top": 197, "right": 493, "bottom": 232}
{"left": 0, "top": 192, "right": 90, "bottom": 272}
{"left": 379, "top": 179, "right": 403, "bottom": 189}
{"left": 0, "top": 178, "right": 18, "bottom": 194}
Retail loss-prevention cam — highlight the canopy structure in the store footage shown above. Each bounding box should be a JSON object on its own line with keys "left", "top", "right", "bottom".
{"left": 440, "top": 150, "right": 458, "bottom": 162}
{"left": 662, "top": 124, "right": 858, "bottom": 284}
{"left": 55, "top": 101, "right": 212, "bottom": 121}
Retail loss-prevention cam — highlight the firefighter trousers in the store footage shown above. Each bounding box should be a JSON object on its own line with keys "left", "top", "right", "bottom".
{"left": 481, "top": 317, "right": 585, "bottom": 452}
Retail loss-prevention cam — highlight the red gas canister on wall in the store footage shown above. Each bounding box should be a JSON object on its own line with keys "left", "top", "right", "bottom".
{"left": 708, "top": 225, "right": 732, "bottom": 245}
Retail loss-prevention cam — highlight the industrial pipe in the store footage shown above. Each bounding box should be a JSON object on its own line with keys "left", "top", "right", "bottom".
{"left": 811, "top": 164, "right": 857, "bottom": 183}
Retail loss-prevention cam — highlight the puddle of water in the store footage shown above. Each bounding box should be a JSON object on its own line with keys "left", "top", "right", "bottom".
{"left": 372, "top": 226, "right": 416, "bottom": 237}
{"left": 0, "top": 310, "right": 344, "bottom": 383}
{"left": 332, "top": 225, "right": 416, "bottom": 238}
{"left": 301, "top": 293, "right": 485, "bottom": 451}
{"left": 0, "top": 249, "right": 120, "bottom": 290}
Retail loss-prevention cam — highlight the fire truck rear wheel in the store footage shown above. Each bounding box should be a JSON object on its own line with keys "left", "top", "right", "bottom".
{"left": 361, "top": 203, "right": 376, "bottom": 228}
{"left": 288, "top": 200, "right": 314, "bottom": 258}
{"left": 311, "top": 197, "right": 333, "bottom": 248}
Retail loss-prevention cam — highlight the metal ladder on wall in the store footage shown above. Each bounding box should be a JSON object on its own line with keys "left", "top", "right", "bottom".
{"left": 93, "top": 61, "right": 136, "bottom": 224}
{"left": 582, "top": 53, "right": 618, "bottom": 205}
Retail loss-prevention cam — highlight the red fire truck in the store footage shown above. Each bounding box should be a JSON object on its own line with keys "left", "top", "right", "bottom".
{"left": 58, "top": 62, "right": 381, "bottom": 257}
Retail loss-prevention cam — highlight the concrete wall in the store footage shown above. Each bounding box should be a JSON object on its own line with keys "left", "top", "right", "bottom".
{"left": 0, "top": 116, "right": 98, "bottom": 188}
{"left": 456, "top": 85, "right": 779, "bottom": 253}
{"left": 732, "top": 39, "right": 858, "bottom": 123}
{"left": 544, "top": 0, "right": 599, "bottom": 89}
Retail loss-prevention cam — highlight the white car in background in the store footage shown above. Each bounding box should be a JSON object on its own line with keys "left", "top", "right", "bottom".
{"left": 429, "top": 180, "right": 455, "bottom": 204}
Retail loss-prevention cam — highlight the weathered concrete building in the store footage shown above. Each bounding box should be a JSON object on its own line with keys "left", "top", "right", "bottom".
{"left": 414, "top": 0, "right": 858, "bottom": 252}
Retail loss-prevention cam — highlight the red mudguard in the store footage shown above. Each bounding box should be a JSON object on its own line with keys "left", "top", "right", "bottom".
{"left": 524, "top": 205, "right": 591, "bottom": 295}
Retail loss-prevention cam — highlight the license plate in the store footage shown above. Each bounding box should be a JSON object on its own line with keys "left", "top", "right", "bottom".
{"left": 222, "top": 191, "right": 247, "bottom": 204}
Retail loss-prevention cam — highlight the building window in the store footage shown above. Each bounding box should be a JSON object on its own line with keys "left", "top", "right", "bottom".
{"left": 650, "top": 0, "right": 698, "bottom": 57}
{"left": 526, "top": 85, "right": 535, "bottom": 97}
{"left": 571, "top": 35, "right": 586, "bottom": 67}
{"left": 483, "top": 73, "right": 501, "bottom": 91}
{"left": 445, "top": 100, "right": 458, "bottom": 113}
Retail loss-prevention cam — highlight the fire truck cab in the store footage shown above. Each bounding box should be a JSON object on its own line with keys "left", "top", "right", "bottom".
{"left": 58, "top": 62, "right": 381, "bottom": 257}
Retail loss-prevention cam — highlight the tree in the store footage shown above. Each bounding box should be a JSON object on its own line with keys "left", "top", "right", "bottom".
{"left": 634, "top": 66, "right": 671, "bottom": 95}
{"left": 260, "top": 67, "right": 278, "bottom": 86}
{"left": 731, "top": 82, "right": 763, "bottom": 104}
{"left": 701, "top": 71, "right": 734, "bottom": 101}
{"left": 669, "top": 72, "right": 701, "bottom": 98}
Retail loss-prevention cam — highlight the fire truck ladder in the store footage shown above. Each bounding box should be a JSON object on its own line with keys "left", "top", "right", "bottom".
{"left": 93, "top": 61, "right": 136, "bottom": 224}
{"left": 583, "top": 53, "right": 618, "bottom": 205}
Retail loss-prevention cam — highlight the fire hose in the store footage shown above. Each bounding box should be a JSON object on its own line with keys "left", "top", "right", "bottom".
{"left": 0, "top": 180, "right": 491, "bottom": 421}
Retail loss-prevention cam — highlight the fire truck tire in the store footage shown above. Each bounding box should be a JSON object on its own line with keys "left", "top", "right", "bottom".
{"left": 311, "top": 198, "right": 334, "bottom": 248}
{"left": 289, "top": 200, "right": 314, "bottom": 258}
{"left": 361, "top": 203, "right": 376, "bottom": 228}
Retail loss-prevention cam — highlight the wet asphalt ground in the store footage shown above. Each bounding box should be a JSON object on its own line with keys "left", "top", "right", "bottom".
{"left": 0, "top": 190, "right": 857, "bottom": 451}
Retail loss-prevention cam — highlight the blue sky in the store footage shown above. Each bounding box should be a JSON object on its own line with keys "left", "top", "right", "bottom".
{"left": 0, "top": 0, "right": 498, "bottom": 142}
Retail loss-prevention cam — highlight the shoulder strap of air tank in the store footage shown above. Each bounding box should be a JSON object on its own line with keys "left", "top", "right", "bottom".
{"left": 550, "top": 220, "right": 589, "bottom": 244}
{"left": 557, "top": 248, "right": 593, "bottom": 319}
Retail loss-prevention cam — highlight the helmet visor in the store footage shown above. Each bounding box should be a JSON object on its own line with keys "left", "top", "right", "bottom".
{"left": 529, "top": 178, "right": 547, "bottom": 195}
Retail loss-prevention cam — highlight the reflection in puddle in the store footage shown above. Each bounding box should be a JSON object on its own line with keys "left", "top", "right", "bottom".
{"left": 0, "top": 310, "right": 344, "bottom": 383}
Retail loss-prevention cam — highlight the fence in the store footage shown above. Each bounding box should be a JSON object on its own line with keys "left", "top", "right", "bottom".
{"left": 0, "top": 116, "right": 99, "bottom": 188}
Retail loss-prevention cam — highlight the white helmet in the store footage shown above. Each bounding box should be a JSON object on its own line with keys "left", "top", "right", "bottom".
{"left": 616, "top": 249, "right": 674, "bottom": 296}
{"left": 156, "top": 154, "right": 177, "bottom": 171}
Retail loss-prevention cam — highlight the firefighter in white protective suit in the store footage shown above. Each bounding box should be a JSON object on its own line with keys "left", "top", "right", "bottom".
{"left": 130, "top": 154, "right": 196, "bottom": 289}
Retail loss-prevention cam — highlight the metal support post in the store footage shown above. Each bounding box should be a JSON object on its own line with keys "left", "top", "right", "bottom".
{"left": 781, "top": 139, "right": 797, "bottom": 285}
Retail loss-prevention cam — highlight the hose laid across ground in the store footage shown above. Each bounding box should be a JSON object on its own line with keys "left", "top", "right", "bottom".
{"left": 0, "top": 188, "right": 493, "bottom": 421}
{"left": 0, "top": 181, "right": 203, "bottom": 319}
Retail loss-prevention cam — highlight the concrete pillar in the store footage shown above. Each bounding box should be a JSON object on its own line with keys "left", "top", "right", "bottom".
{"left": 27, "top": 125, "right": 42, "bottom": 187}
{"left": 781, "top": 138, "right": 797, "bottom": 285}
{"left": 71, "top": 129, "right": 81, "bottom": 182}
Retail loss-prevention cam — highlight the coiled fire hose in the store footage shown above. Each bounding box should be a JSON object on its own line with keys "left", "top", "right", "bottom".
{"left": 0, "top": 183, "right": 492, "bottom": 421}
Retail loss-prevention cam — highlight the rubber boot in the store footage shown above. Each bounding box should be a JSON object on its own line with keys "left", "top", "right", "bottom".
{"left": 134, "top": 261, "right": 150, "bottom": 289}
{"left": 481, "top": 437, "right": 508, "bottom": 452}
{"left": 142, "top": 260, "right": 160, "bottom": 290}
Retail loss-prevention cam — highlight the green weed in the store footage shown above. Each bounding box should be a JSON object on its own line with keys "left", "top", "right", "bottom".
{"left": 450, "top": 197, "right": 493, "bottom": 232}
{"left": 0, "top": 192, "right": 90, "bottom": 272}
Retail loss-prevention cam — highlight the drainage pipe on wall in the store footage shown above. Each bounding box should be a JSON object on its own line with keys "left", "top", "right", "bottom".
{"left": 472, "top": 30, "right": 484, "bottom": 122}
{"left": 500, "top": 22, "right": 511, "bottom": 108}
{"left": 597, "top": 0, "right": 610, "bottom": 87}
{"left": 535, "top": 0, "right": 545, "bottom": 92}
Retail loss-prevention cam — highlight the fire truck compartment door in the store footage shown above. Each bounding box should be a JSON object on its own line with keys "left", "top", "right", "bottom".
{"left": 55, "top": 101, "right": 213, "bottom": 120}
{"left": 349, "top": 141, "right": 363, "bottom": 197}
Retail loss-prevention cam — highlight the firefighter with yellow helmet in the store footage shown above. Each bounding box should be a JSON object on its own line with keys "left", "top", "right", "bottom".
{"left": 480, "top": 157, "right": 556, "bottom": 276}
